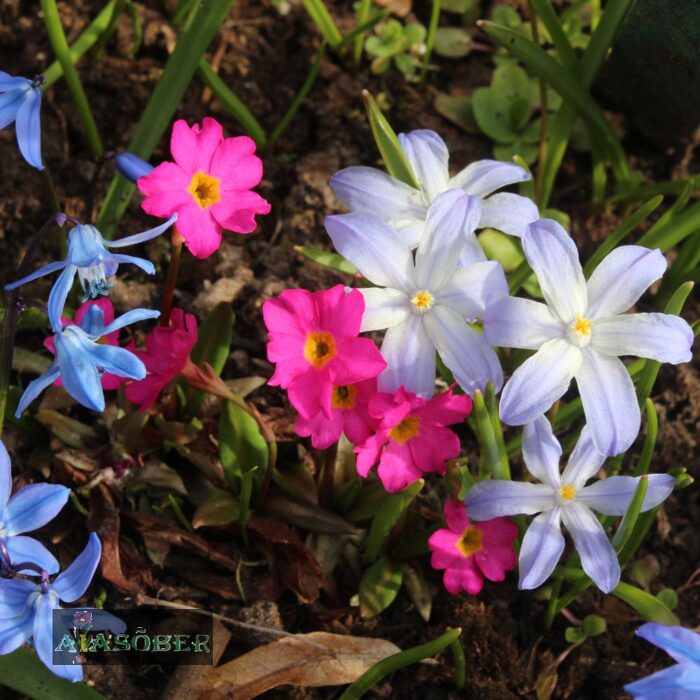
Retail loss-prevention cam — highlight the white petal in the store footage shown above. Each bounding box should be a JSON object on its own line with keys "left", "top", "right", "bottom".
{"left": 499, "top": 338, "right": 582, "bottom": 425}
{"left": 436, "top": 260, "right": 508, "bottom": 320}
{"left": 394, "top": 219, "right": 427, "bottom": 248}
{"left": 518, "top": 507, "right": 565, "bottom": 590}
{"left": 592, "top": 312, "right": 694, "bottom": 364}
{"left": 414, "top": 190, "right": 481, "bottom": 289}
{"left": 560, "top": 426, "right": 606, "bottom": 488}
{"left": 423, "top": 305, "right": 503, "bottom": 395}
{"left": 398, "top": 130, "right": 450, "bottom": 201}
{"left": 522, "top": 416, "right": 563, "bottom": 487}
{"left": 359, "top": 287, "right": 412, "bottom": 332}
{"left": 465, "top": 480, "right": 556, "bottom": 519}
{"left": 523, "top": 219, "right": 587, "bottom": 323}
{"left": 478, "top": 192, "right": 539, "bottom": 238}
{"left": 586, "top": 246, "right": 667, "bottom": 320}
{"left": 577, "top": 474, "right": 675, "bottom": 515}
{"left": 450, "top": 159, "right": 530, "bottom": 197}
{"left": 575, "top": 348, "right": 640, "bottom": 456}
{"left": 562, "top": 502, "right": 620, "bottom": 593}
{"left": 483, "top": 296, "right": 563, "bottom": 350}
{"left": 459, "top": 232, "right": 488, "bottom": 266}
{"left": 378, "top": 316, "right": 436, "bottom": 398}
{"left": 324, "top": 213, "right": 415, "bottom": 292}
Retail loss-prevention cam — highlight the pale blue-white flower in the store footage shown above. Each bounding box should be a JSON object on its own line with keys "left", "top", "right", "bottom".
{"left": 5, "top": 213, "right": 176, "bottom": 333}
{"left": 0, "top": 440, "right": 69, "bottom": 576}
{"left": 15, "top": 307, "right": 160, "bottom": 416}
{"left": 0, "top": 533, "right": 101, "bottom": 681}
{"left": 465, "top": 416, "right": 674, "bottom": 593}
{"left": 325, "top": 189, "right": 507, "bottom": 398}
{"left": 625, "top": 623, "right": 700, "bottom": 698}
{"left": 0, "top": 71, "right": 43, "bottom": 170}
{"left": 484, "top": 218, "right": 694, "bottom": 456}
{"left": 330, "top": 129, "right": 539, "bottom": 248}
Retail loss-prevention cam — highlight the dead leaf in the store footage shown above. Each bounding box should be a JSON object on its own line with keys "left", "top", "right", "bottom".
{"left": 374, "top": 0, "right": 412, "bottom": 17}
{"left": 209, "top": 631, "right": 402, "bottom": 700}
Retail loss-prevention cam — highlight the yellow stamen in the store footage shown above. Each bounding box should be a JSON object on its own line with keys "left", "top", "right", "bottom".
{"left": 331, "top": 385, "right": 357, "bottom": 410}
{"left": 456, "top": 525, "right": 483, "bottom": 557}
{"left": 559, "top": 484, "right": 576, "bottom": 501}
{"left": 411, "top": 289, "right": 434, "bottom": 312}
{"left": 187, "top": 171, "right": 221, "bottom": 209}
{"left": 572, "top": 316, "right": 592, "bottom": 337}
{"left": 303, "top": 332, "right": 337, "bottom": 369}
{"left": 388, "top": 416, "right": 421, "bottom": 445}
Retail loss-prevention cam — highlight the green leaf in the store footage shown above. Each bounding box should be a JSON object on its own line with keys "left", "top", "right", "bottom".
{"left": 634, "top": 399, "right": 658, "bottom": 477}
{"left": 433, "top": 27, "right": 471, "bottom": 58}
{"left": 301, "top": 0, "right": 342, "bottom": 48}
{"left": 219, "top": 400, "right": 268, "bottom": 492}
{"left": 565, "top": 626, "right": 587, "bottom": 643}
{"left": 345, "top": 481, "right": 389, "bottom": 522}
{"left": 490, "top": 4, "right": 522, "bottom": 28}
{"left": 402, "top": 563, "right": 432, "bottom": 621}
{"left": 359, "top": 555, "right": 404, "bottom": 618}
{"left": 192, "top": 489, "right": 240, "bottom": 528}
{"left": 612, "top": 476, "right": 648, "bottom": 552}
{"left": 472, "top": 88, "right": 519, "bottom": 143}
{"left": 0, "top": 648, "right": 107, "bottom": 699}
{"left": 394, "top": 52, "right": 417, "bottom": 76}
{"left": 191, "top": 302, "right": 234, "bottom": 373}
{"left": 656, "top": 588, "right": 678, "bottom": 611}
{"left": 582, "top": 614, "right": 607, "bottom": 637}
{"left": 294, "top": 245, "right": 357, "bottom": 275}
{"left": 404, "top": 22, "right": 427, "bottom": 45}
{"left": 474, "top": 389, "right": 501, "bottom": 480}
{"left": 434, "top": 93, "right": 479, "bottom": 133}
{"left": 261, "top": 492, "right": 356, "bottom": 534}
{"left": 613, "top": 581, "right": 679, "bottom": 625}
{"left": 638, "top": 197, "right": 700, "bottom": 251}
{"left": 528, "top": 0, "right": 579, "bottom": 73}
{"left": 478, "top": 229, "right": 524, "bottom": 271}
{"left": 96, "top": 0, "right": 237, "bottom": 236}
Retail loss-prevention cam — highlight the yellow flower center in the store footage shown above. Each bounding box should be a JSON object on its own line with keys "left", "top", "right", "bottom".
{"left": 303, "top": 332, "right": 337, "bottom": 369}
{"left": 188, "top": 171, "right": 221, "bottom": 209}
{"left": 572, "top": 316, "right": 592, "bottom": 337}
{"left": 559, "top": 484, "right": 576, "bottom": 501}
{"left": 411, "top": 289, "right": 434, "bottom": 312}
{"left": 388, "top": 416, "right": 421, "bottom": 445}
{"left": 456, "top": 525, "right": 483, "bottom": 558}
{"left": 331, "top": 385, "right": 357, "bottom": 410}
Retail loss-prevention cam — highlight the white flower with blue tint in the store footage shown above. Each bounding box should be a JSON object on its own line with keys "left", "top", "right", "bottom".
{"left": 484, "top": 218, "right": 694, "bottom": 456}
{"left": 15, "top": 306, "right": 160, "bottom": 416}
{"left": 0, "top": 440, "right": 69, "bottom": 576}
{"left": 465, "top": 416, "right": 674, "bottom": 593}
{"left": 0, "top": 71, "right": 43, "bottom": 170}
{"left": 625, "top": 623, "right": 700, "bottom": 698}
{"left": 6, "top": 214, "right": 176, "bottom": 332}
{"left": 330, "top": 128, "right": 539, "bottom": 248}
{"left": 0, "top": 533, "right": 101, "bottom": 681}
{"left": 325, "top": 189, "right": 506, "bottom": 398}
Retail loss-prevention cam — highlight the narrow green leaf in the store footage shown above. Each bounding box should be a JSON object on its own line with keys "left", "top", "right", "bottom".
{"left": 219, "top": 400, "right": 268, "bottom": 492}
{"left": 528, "top": 0, "right": 579, "bottom": 74}
{"left": 192, "top": 490, "right": 240, "bottom": 528}
{"left": 474, "top": 389, "right": 501, "bottom": 480}
{"left": 301, "top": 0, "right": 343, "bottom": 48}
{"left": 363, "top": 91, "right": 420, "bottom": 189}
{"left": 420, "top": 0, "right": 441, "bottom": 81}
{"left": 612, "top": 476, "right": 648, "bottom": 552}
{"left": 612, "top": 581, "right": 679, "bottom": 625}
{"left": 485, "top": 382, "right": 510, "bottom": 479}
{"left": 638, "top": 198, "right": 700, "bottom": 251}
{"left": 344, "top": 8, "right": 389, "bottom": 52}
{"left": 402, "top": 563, "right": 432, "bottom": 622}
{"left": 359, "top": 555, "right": 404, "bottom": 618}
{"left": 191, "top": 302, "right": 234, "bottom": 373}
{"left": 634, "top": 399, "right": 658, "bottom": 477}
{"left": 295, "top": 246, "right": 357, "bottom": 275}
{"left": 345, "top": 481, "right": 389, "bottom": 522}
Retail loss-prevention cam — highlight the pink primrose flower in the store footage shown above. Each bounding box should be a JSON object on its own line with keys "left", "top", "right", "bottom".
{"left": 295, "top": 378, "right": 378, "bottom": 449}
{"left": 125, "top": 308, "right": 198, "bottom": 410}
{"left": 263, "top": 285, "right": 387, "bottom": 420}
{"left": 137, "top": 117, "right": 271, "bottom": 259}
{"left": 428, "top": 501, "right": 518, "bottom": 595}
{"left": 355, "top": 386, "right": 471, "bottom": 493}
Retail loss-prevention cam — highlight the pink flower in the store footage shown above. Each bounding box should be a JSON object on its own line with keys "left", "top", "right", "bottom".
{"left": 44, "top": 298, "right": 127, "bottom": 391}
{"left": 296, "top": 378, "right": 378, "bottom": 449}
{"left": 428, "top": 501, "right": 518, "bottom": 595}
{"left": 355, "top": 386, "right": 471, "bottom": 493}
{"left": 125, "top": 308, "right": 198, "bottom": 410}
{"left": 137, "top": 117, "right": 271, "bottom": 259}
{"left": 263, "top": 285, "right": 387, "bottom": 420}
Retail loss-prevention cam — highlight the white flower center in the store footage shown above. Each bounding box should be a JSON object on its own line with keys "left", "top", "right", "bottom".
{"left": 567, "top": 316, "right": 593, "bottom": 347}
{"left": 411, "top": 289, "right": 434, "bottom": 313}
{"left": 77, "top": 263, "right": 113, "bottom": 301}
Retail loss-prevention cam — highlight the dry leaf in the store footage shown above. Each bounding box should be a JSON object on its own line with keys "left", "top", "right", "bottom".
{"left": 209, "top": 631, "right": 401, "bottom": 700}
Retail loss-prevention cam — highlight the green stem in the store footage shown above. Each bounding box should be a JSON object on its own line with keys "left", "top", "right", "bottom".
{"left": 354, "top": 0, "right": 372, "bottom": 65}
{"left": 527, "top": 0, "right": 548, "bottom": 205}
{"left": 160, "top": 238, "right": 183, "bottom": 326}
{"left": 40, "top": 0, "right": 104, "bottom": 157}
{"left": 421, "top": 0, "right": 441, "bottom": 83}
{"left": 450, "top": 634, "right": 466, "bottom": 690}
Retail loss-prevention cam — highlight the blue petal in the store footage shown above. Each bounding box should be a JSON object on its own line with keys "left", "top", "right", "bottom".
{"left": 398, "top": 130, "right": 449, "bottom": 201}
{"left": 636, "top": 623, "right": 700, "bottom": 665}
{"left": 0, "top": 88, "right": 25, "bottom": 129}
{"left": 465, "top": 480, "right": 555, "bottom": 519}
{"left": 87, "top": 343, "right": 146, "bottom": 380}
{"left": 518, "top": 507, "right": 564, "bottom": 590}
{"left": 77, "top": 304, "right": 107, "bottom": 335}
{"left": 104, "top": 212, "right": 177, "bottom": 248}
{"left": 52, "top": 533, "right": 101, "bottom": 603}
{"left": 103, "top": 252, "right": 155, "bottom": 275}
{"left": 98, "top": 308, "right": 160, "bottom": 338}
{"left": 115, "top": 152, "right": 154, "bottom": 183}
{"left": 15, "top": 87, "right": 43, "bottom": 170}
{"left": 0, "top": 605, "right": 34, "bottom": 654}
{"left": 4, "top": 483, "right": 70, "bottom": 537}
{"left": 4, "top": 259, "right": 67, "bottom": 292}
{"left": 65, "top": 225, "right": 108, "bottom": 267}
{"left": 0, "top": 439, "right": 11, "bottom": 510}
{"left": 0, "top": 577, "right": 35, "bottom": 619}
{"left": 522, "top": 416, "right": 562, "bottom": 487}
{"left": 624, "top": 662, "right": 700, "bottom": 699}
{"left": 4, "top": 536, "right": 60, "bottom": 575}
{"left": 54, "top": 330, "right": 104, "bottom": 412}
{"left": 47, "top": 265, "right": 78, "bottom": 333}
{"left": 0, "top": 73, "right": 32, "bottom": 91}
{"left": 32, "top": 592, "right": 60, "bottom": 673}
{"left": 15, "top": 364, "right": 61, "bottom": 417}
{"left": 450, "top": 159, "right": 530, "bottom": 197}
{"left": 478, "top": 192, "right": 539, "bottom": 238}
{"left": 560, "top": 425, "right": 606, "bottom": 487}
{"left": 577, "top": 474, "right": 675, "bottom": 516}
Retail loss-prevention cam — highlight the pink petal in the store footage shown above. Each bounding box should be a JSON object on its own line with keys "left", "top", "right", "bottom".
{"left": 377, "top": 442, "right": 422, "bottom": 493}
{"left": 342, "top": 407, "right": 373, "bottom": 446}
{"left": 444, "top": 500, "right": 469, "bottom": 533}
{"left": 415, "top": 388, "right": 472, "bottom": 426}
{"left": 171, "top": 117, "right": 223, "bottom": 173}
{"left": 287, "top": 370, "right": 333, "bottom": 419}
{"left": 125, "top": 374, "right": 169, "bottom": 410}
{"left": 211, "top": 190, "right": 271, "bottom": 234}
{"left": 296, "top": 411, "right": 343, "bottom": 449}
{"left": 176, "top": 204, "right": 222, "bottom": 259}
{"left": 210, "top": 137, "right": 262, "bottom": 189}
{"left": 409, "top": 425, "right": 460, "bottom": 473}
{"left": 263, "top": 290, "right": 316, "bottom": 340}
{"left": 354, "top": 433, "right": 386, "bottom": 477}
{"left": 329, "top": 337, "right": 387, "bottom": 385}
{"left": 428, "top": 529, "right": 462, "bottom": 566}
{"left": 479, "top": 516, "right": 519, "bottom": 546}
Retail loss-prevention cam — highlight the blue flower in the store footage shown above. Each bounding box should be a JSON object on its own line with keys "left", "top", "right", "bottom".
{"left": 0, "top": 71, "right": 43, "bottom": 170}
{"left": 625, "top": 623, "right": 700, "bottom": 698}
{"left": 15, "top": 306, "right": 160, "bottom": 416}
{"left": 0, "top": 440, "right": 70, "bottom": 576}
{"left": 115, "top": 152, "right": 154, "bottom": 183}
{"left": 5, "top": 214, "right": 176, "bottom": 332}
{"left": 0, "top": 533, "right": 101, "bottom": 682}
{"left": 465, "top": 416, "right": 674, "bottom": 593}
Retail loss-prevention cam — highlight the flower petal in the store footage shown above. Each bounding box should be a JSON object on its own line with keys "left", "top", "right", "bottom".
{"left": 99, "top": 308, "right": 160, "bottom": 337}
{"left": 175, "top": 205, "right": 222, "bottom": 259}
{"left": 0, "top": 440, "right": 10, "bottom": 510}
{"left": 358, "top": 287, "right": 412, "bottom": 332}
{"left": 562, "top": 502, "right": 620, "bottom": 593}
{"left": 635, "top": 623, "right": 700, "bottom": 665}
{"left": 171, "top": 117, "right": 223, "bottom": 172}
{"left": 450, "top": 159, "right": 530, "bottom": 197}
{"left": 465, "top": 480, "right": 555, "bottom": 519}
{"left": 624, "top": 661, "right": 700, "bottom": 698}
{"left": 577, "top": 474, "right": 675, "bottom": 515}
{"left": 4, "top": 483, "right": 70, "bottom": 536}
{"left": 209, "top": 135, "right": 262, "bottom": 189}
{"left": 523, "top": 219, "right": 587, "bottom": 323}
{"left": 483, "top": 295, "right": 562, "bottom": 350}
{"left": 0, "top": 577, "right": 35, "bottom": 619}
{"left": 522, "top": 416, "right": 563, "bottom": 487}
{"left": 592, "top": 312, "right": 694, "bottom": 364}
{"left": 14, "top": 87, "right": 42, "bottom": 169}
{"left": 324, "top": 213, "right": 415, "bottom": 292}
{"left": 86, "top": 344, "right": 147, "bottom": 381}
{"left": 378, "top": 316, "right": 436, "bottom": 398}
{"left": 478, "top": 192, "right": 539, "bottom": 238}
{"left": 4, "top": 259, "right": 67, "bottom": 292}
{"left": 52, "top": 532, "right": 102, "bottom": 602}
{"left": 15, "top": 364, "right": 61, "bottom": 417}
{"left": 4, "top": 536, "right": 60, "bottom": 575}
{"left": 424, "top": 305, "right": 503, "bottom": 395}
{"left": 33, "top": 593, "right": 82, "bottom": 681}
{"left": 560, "top": 426, "right": 606, "bottom": 487}
{"left": 0, "top": 605, "right": 33, "bottom": 655}
{"left": 575, "top": 348, "right": 640, "bottom": 456}
{"left": 499, "top": 338, "right": 581, "bottom": 425}
{"left": 586, "top": 246, "right": 667, "bottom": 320}
{"left": 518, "top": 507, "right": 564, "bottom": 590}
{"left": 459, "top": 233, "right": 488, "bottom": 266}
{"left": 105, "top": 213, "right": 178, "bottom": 248}
{"left": 436, "top": 260, "right": 508, "bottom": 320}
{"left": 0, "top": 73, "right": 31, "bottom": 90}
{"left": 54, "top": 330, "right": 104, "bottom": 412}
{"left": 398, "top": 130, "right": 450, "bottom": 201}
{"left": 47, "top": 265, "right": 78, "bottom": 333}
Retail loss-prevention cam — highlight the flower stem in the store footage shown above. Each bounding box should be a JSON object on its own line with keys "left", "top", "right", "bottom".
{"left": 160, "top": 237, "right": 183, "bottom": 326}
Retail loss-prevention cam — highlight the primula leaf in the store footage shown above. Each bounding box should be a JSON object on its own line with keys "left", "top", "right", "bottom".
{"left": 403, "top": 22, "right": 427, "bottom": 46}
{"left": 394, "top": 52, "right": 416, "bottom": 76}
{"left": 433, "top": 27, "right": 472, "bottom": 58}
{"left": 191, "top": 302, "right": 234, "bottom": 374}
{"left": 192, "top": 489, "right": 240, "bottom": 528}
{"left": 434, "top": 93, "right": 479, "bottom": 133}
{"left": 472, "top": 88, "right": 519, "bottom": 143}
{"left": 359, "top": 555, "right": 404, "bottom": 618}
